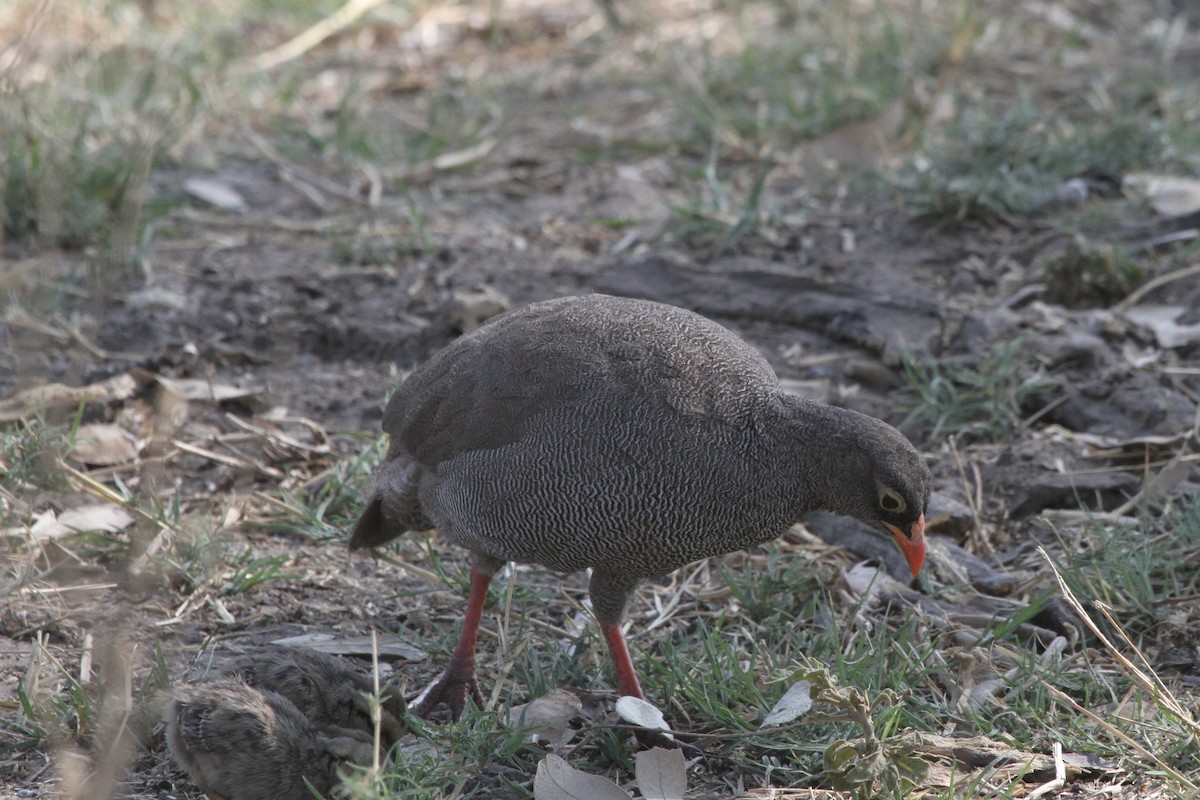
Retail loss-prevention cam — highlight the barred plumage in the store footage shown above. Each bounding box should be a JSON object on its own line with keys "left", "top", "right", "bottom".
{"left": 351, "top": 293, "right": 930, "bottom": 720}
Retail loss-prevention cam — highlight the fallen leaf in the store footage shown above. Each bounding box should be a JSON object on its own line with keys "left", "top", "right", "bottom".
{"left": 1123, "top": 173, "right": 1200, "bottom": 216}
{"left": 57, "top": 505, "right": 135, "bottom": 533}
{"left": 1122, "top": 305, "right": 1200, "bottom": 349}
{"left": 634, "top": 747, "right": 687, "bottom": 800}
{"left": 69, "top": 423, "right": 139, "bottom": 465}
{"left": 533, "top": 754, "right": 632, "bottom": 800}
{"left": 8, "top": 505, "right": 136, "bottom": 543}
{"left": 760, "top": 680, "right": 813, "bottom": 728}
{"left": 506, "top": 688, "right": 582, "bottom": 746}
{"left": 183, "top": 176, "right": 248, "bottom": 212}
{"left": 615, "top": 695, "right": 672, "bottom": 738}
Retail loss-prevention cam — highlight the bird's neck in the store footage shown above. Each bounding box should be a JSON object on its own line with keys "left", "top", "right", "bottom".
{"left": 762, "top": 393, "right": 871, "bottom": 519}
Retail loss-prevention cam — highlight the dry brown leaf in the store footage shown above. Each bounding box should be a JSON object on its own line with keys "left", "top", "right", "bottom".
{"left": 533, "top": 754, "right": 632, "bottom": 800}
{"left": 634, "top": 747, "right": 686, "bottom": 800}
{"left": 505, "top": 688, "right": 582, "bottom": 747}
{"left": 801, "top": 99, "right": 906, "bottom": 174}
{"left": 69, "top": 423, "right": 140, "bottom": 466}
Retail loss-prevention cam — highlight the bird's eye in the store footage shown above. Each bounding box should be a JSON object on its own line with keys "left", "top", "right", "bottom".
{"left": 880, "top": 489, "right": 906, "bottom": 513}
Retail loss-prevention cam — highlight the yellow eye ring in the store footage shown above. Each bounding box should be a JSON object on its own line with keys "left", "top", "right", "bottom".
{"left": 880, "top": 489, "right": 906, "bottom": 514}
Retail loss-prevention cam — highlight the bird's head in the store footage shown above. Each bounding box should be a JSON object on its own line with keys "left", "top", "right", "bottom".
{"left": 823, "top": 411, "right": 930, "bottom": 577}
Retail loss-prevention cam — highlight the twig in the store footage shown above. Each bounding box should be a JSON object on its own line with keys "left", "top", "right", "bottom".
{"left": 1025, "top": 742, "right": 1065, "bottom": 800}
{"left": 79, "top": 632, "right": 94, "bottom": 685}
{"left": 241, "top": 125, "right": 365, "bottom": 206}
{"left": 370, "top": 629, "right": 382, "bottom": 772}
{"left": 948, "top": 437, "right": 990, "bottom": 555}
{"left": 1114, "top": 262, "right": 1200, "bottom": 310}
{"left": 1043, "top": 682, "right": 1197, "bottom": 791}
{"left": 1038, "top": 545, "right": 1200, "bottom": 741}
{"left": 1109, "top": 441, "right": 1191, "bottom": 517}
{"left": 240, "top": 0, "right": 389, "bottom": 73}
{"left": 365, "top": 547, "right": 449, "bottom": 587}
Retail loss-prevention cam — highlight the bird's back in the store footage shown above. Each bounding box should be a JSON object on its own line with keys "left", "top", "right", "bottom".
{"left": 388, "top": 294, "right": 779, "bottom": 468}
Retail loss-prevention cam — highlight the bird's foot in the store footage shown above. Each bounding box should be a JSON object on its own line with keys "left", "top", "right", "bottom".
{"left": 410, "top": 658, "right": 484, "bottom": 720}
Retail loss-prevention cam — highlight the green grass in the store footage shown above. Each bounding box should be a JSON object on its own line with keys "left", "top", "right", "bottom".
{"left": 660, "top": 1, "right": 933, "bottom": 156}
{"left": 2, "top": 7, "right": 206, "bottom": 260}
{"left": 341, "top": 710, "right": 544, "bottom": 800}
{"left": 900, "top": 339, "right": 1045, "bottom": 444}
{"left": 1056, "top": 496, "right": 1200, "bottom": 644}
{"left": 658, "top": 141, "right": 778, "bottom": 258}
{"left": 890, "top": 91, "right": 1190, "bottom": 229}
{"left": 1039, "top": 235, "right": 1145, "bottom": 307}
{"left": 256, "top": 433, "right": 385, "bottom": 541}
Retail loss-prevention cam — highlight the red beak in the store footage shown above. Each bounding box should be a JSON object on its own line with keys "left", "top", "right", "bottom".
{"left": 885, "top": 514, "right": 926, "bottom": 578}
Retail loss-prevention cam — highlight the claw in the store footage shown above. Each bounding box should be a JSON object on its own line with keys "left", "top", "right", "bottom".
{"left": 411, "top": 656, "right": 485, "bottom": 719}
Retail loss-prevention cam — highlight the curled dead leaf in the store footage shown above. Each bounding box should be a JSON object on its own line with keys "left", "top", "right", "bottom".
{"left": 505, "top": 688, "right": 582, "bottom": 747}
{"left": 0, "top": 374, "right": 137, "bottom": 424}
{"left": 615, "top": 695, "right": 672, "bottom": 738}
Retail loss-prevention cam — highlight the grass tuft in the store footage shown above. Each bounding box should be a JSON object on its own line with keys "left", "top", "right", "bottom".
{"left": 900, "top": 340, "right": 1045, "bottom": 444}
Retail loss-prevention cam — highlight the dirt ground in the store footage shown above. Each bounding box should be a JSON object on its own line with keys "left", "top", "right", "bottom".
{"left": 2, "top": 1, "right": 1200, "bottom": 798}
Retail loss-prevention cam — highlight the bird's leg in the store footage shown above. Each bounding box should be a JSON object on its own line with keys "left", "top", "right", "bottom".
{"left": 592, "top": 570, "right": 703, "bottom": 760}
{"left": 600, "top": 621, "right": 644, "bottom": 699}
{"left": 411, "top": 564, "right": 495, "bottom": 719}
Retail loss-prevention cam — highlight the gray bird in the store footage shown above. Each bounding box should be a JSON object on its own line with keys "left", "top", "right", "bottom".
{"left": 350, "top": 294, "right": 929, "bottom": 719}
{"left": 226, "top": 645, "right": 406, "bottom": 748}
{"left": 165, "top": 678, "right": 373, "bottom": 800}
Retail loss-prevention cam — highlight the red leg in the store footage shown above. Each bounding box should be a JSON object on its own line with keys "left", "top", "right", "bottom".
{"left": 412, "top": 567, "right": 491, "bottom": 719}
{"left": 602, "top": 619, "right": 704, "bottom": 760}
{"left": 601, "top": 621, "right": 644, "bottom": 699}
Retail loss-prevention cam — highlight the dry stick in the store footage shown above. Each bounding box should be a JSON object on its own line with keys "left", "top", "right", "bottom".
{"left": 240, "top": 0, "right": 389, "bottom": 73}
{"left": 1025, "top": 742, "right": 1065, "bottom": 800}
{"left": 240, "top": 124, "right": 363, "bottom": 207}
{"left": 370, "top": 629, "right": 382, "bottom": 772}
{"left": 1110, "top": 405, "right": 1200, "bottom": 517}
{"left": 78, "top": 632, "right": 94, "bottom": 685}
{"left": 947, "top": 437, "right": 990, "bottom": 556}
{"left": 1043, "top": 683, "right": 1197, "bottom": 792}
{"left": 1038, "top": 545, "right": 1200, "bottom": 741}
{"left": 1113, "top": 262, "right": 1200, "bottom": 311}
{"left": 368, "top": 547, "right": 447, "bottom": 586}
